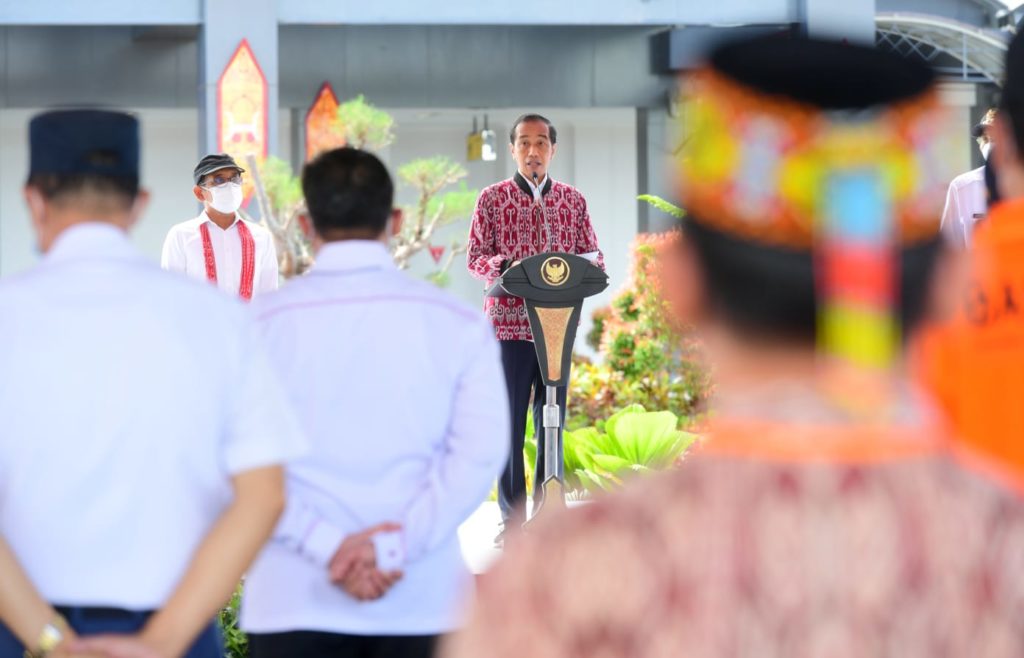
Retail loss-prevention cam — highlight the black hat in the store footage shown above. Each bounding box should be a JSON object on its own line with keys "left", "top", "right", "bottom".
{"left": 29, "top": 109, "right": 139, "bottom": 180}
{"left": 193, "top": 153, "right": 245, "bottom": 185}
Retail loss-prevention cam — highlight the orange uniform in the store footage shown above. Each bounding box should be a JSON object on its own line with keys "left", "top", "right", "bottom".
{"left": 918, "top": 197, "right": 1024, "bottom": 488}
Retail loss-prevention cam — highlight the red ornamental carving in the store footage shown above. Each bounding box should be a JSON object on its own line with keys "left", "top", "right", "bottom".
{"left": 217, "top": 39, "right": 268, "bottom": 205}
{"left": 429, "top": 245, "right": 445, "bottom": 264}
{"left": 306, "top": 82, "right": 346, "bottom": 161}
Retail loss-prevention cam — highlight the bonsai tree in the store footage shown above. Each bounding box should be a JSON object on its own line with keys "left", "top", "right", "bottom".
{"left": 246, "top": 95, "right": 476, "bottom": 282}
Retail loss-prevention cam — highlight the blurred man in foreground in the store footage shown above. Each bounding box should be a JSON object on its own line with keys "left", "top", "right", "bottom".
{"left": 445, "top": 36, "right": 1024, "bottom": 657}
{"left": 0, "top": 110, "right": 304, "bottom": 658}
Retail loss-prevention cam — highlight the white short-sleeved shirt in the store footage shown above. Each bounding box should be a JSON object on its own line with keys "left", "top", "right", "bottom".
{"left": 241, "top": 240, "right": 509, "bottom": 636}
{"left": 940, "top": 166, "right": 987, "bottom": 249}
{"left": 0, "top": 222, "right": 306, "bottom": 609}
{"left": 161, "top": 212, "right": 279, "bottom": 297}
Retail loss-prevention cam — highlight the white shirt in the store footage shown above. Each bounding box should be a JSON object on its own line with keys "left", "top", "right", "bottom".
{"left": 0, "top": 223, "right": 306, "bottom": 609}
{"left": 940, "top": 166, "right": 987, "bottom": 249}
{"left": 523, "top": 172, "right": 549, "bottom": 202}
{"left": 161, "top": 211, "right": 279, "bottom": 297}
{"left": 241, "top": 240, "right": 509, "bottom": 635}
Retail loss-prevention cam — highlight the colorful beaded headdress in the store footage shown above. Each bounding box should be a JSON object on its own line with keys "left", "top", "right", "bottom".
{"left": 678, "top": 68, "right": 945, "bottom": 250}
{"left": 677, "top": 37, "right": 945, "bottom": 416}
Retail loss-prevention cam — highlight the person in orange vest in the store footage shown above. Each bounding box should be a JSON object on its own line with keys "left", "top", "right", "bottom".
{"left": 916, "top": 28, "right": 1024, "bottom": 490}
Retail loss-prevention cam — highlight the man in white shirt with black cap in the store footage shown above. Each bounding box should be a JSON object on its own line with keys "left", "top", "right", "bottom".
{"left": 0, "top": 110, "right": 306, "bottom": 658}
{"left": 161, "top": 153, "right": 279, "bottom": 299}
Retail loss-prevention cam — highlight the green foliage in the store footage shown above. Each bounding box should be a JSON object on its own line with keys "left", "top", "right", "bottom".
{"left": 426, "top": 270, "right": 451, "bottom": 287}
{"left": 398, "top": 156, "right": 467, "bottom": 193}
{"left": 569, "top": 233, "right": 710, "bottom": 427}
{"left": 525, "top": 405, "right": 696, "bottom": 496}
{"left": 397, "top": 157, "right": 470, "bottom": 235}
{"left": 575, "top": 405, "right": 696, "bottom": 492}
{"left": 523, "top": 410, "right": 537, "bottom": 495}
{"left": 259, "top": 156, "right": 303, "bottom": 213}
{"left": 426, "top": 182, "right": 478, "bottom": 226}
{"left": 585, "top": 307, "right": 610, "bottom": 352}
{"left": 637, "top": 194, "right": 685, "bottom": 219}
{"left": 337, "top": 94, "right": 395, "bottom": 151}
{"left": 219, "top": 583, "right": 248, "bottom": 658}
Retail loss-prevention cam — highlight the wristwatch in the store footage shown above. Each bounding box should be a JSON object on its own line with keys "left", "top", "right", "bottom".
{"left": 23, "top": 615, "right": 68, "bottom": 658}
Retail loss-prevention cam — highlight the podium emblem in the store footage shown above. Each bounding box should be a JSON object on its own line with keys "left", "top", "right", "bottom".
{"left": 541, "top": 256, "right": 570, "bottom": 286}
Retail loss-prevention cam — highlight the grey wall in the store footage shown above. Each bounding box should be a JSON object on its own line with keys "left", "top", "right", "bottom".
{"left": 0, "top": 25, "right": 675, "bottom": 111}
{"left": 0, "top": 26, "right": 198, "bottom": 108}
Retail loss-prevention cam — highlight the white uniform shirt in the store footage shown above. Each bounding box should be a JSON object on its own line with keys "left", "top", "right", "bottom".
{"left": 0, "top": 223, "right": 306, "bottom": 609}
{"left": 523, "top": 173, "right": 549, "bottom": 202}
{"left": 940, "top": 166, "right": 987, "bottom": 249}
{"left": 161, "top": 211, "right": 279, "bottom": 297}
{"left": 242, "top": 240, "right": 509, "bottom": 636}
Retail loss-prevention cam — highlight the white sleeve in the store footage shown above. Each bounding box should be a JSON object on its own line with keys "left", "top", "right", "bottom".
{"left": 257, "top": 235, "right": 280, "bottom": 293}
{"left": 271, "top": 492, "right": 347, "bottom": 567}
{"left": 940, "top": 182, "right": 964, "bottom": 249}
{"left": 161, "top": 228, "right": 186, "bottom": 272}
{"left": 400, "top": 321, "right": 510, "bottom": 563}
{"left": 222, "top": 317, "right": 308, "bottom": 475}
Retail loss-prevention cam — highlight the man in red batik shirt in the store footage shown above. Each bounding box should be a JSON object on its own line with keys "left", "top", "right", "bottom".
{"left": 466, "top": 114, "right": 603, "bottom": 540}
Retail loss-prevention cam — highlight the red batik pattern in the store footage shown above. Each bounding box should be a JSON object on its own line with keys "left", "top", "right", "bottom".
{"left": 200, "top": 220, "right": 256, "bottom": 300}
{"left": 446, "top": 431, "right": 1024, "bottom": 658}
{"left": 467, "top": 178, "right": 604, "bottom": 341}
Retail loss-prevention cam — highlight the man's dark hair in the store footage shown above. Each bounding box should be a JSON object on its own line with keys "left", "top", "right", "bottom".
{"left": 1001, "top": 29, "right": 1024, "bottom": 159}
{"left": 509, "top": 114, "right": 557, "bottom": 145}
{"left": 684, "top": 218, "right": 942, "bottom": 343}
{"left": 26, "top": 173, "right": 138, "bottom": 209}
{"left": 302, "top": 147, "right": 394, "bottom": 237}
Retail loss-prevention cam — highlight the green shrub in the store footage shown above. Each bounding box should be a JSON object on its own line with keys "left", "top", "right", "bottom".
{"left": 566, "top": 405, "right": 696, "bottom": 493}
{"left": 568, "top": 232, "right": 710, "bottom": 426}
{"left": 219, "top": 583, "right": 247, "bottom": 658}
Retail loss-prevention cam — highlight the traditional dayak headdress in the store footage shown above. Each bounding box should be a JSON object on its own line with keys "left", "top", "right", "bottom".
{"left": 676, "top": 35, "right": 946, "bottom": 415}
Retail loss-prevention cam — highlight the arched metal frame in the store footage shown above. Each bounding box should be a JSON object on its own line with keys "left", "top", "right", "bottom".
{"left": 876, "top": 12, "right": 1009, "bottom": 86}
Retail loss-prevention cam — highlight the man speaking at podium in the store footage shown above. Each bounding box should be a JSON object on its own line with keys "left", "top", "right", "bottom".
{"left": 467, "top": 114, "right": 604, "bottom": 540}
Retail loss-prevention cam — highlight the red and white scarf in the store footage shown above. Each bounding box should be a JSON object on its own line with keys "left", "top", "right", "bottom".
{"left": 200, "top": 220, "right": 256, "bottom": 300}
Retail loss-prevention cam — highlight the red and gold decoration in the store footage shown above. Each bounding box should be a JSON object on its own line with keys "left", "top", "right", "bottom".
{"left": 217, "top": 39, "right": 268, "bottom": 204}
{"left": 305, "top": 82, "right": 346, "bottom": 161}
{"left": 677, "top": 69, "right": 946, "bottom": 249}
{"left": 429, "top": 245, "right": 445, "bottom": 264}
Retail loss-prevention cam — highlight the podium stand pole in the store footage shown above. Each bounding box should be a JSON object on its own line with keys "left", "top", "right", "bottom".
{"left": 531, "top": 384, "right": 565, "bottom": 519}
{"left": 542, "top": 385, "right": 562, "bottom": 483}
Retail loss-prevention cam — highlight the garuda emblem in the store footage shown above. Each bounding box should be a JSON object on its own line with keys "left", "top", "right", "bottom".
{"left": 541, "top": 256, "right": 570, "bottom": 286}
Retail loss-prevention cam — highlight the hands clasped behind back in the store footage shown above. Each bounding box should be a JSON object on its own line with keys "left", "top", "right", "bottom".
{"left": 327, "top": 523, "right": 404, "bottom": 601}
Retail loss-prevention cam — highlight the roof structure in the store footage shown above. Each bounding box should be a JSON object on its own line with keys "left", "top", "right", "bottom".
{"left": 876, "top": 11, "right": 1010, "bottom": 85}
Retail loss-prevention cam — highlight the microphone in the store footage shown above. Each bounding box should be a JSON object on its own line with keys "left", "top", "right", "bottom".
{"left": 532, "top": 170, "right": 550, "bottom": 250}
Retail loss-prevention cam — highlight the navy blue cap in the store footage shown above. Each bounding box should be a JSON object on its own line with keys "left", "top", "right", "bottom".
{"left": 29, "top": 109, "right": 140, "bottom": 181}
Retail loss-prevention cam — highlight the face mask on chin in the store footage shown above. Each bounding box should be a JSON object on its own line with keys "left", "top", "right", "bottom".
{"left": 981, "top": 141, "right": 992, "bottom": 161}
{"left": 207, "top": 182, "right": 243, "bottom": 214}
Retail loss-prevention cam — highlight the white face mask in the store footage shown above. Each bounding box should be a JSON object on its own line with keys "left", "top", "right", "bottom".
{"left": 207, "top": 182, "right": 243, "bottom": 214}
{"left": 981, "top": 141, "right": 992, "bottom": 161}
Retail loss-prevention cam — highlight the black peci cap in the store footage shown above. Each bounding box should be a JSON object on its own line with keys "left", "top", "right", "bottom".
{"left": 29, "top": 109, "right": 140, "bottom": 181}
